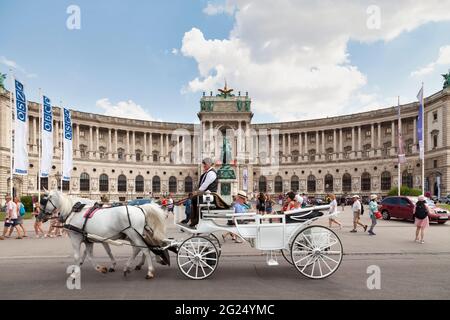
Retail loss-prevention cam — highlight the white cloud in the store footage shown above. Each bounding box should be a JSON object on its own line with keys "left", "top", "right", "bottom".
{"left": 0, "top": 56, "right": 38, "bottom": 79}
{"left": 203, "top": 2, "right": 236, "bottom": 15}
{"left": 96, "top": 98, "right": 160, "bottom": 121}
{"left": 181, "top": 0, "right": 450, "bottom": 121}
{"left": 171, "top": 48, "right": 179, "bottom": 55}
{"left": 411, "top": 45, "right": 450, "bottom": 78}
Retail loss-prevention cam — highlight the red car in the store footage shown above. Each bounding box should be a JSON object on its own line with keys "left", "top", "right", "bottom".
{"left": 379, "top": 196, "right": 449, "bottom": 224}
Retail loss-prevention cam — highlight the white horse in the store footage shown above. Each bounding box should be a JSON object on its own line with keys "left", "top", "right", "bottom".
{"left": 39, "top": 190, "right": 167, "bottom": 279}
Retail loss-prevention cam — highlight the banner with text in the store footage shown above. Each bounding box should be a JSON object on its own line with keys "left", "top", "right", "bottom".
{"left": 62, "top": 108, "right": 73, "bottom": 181}
{"left": 13, "top": 79, "right": 28, "bottom": 175}
{"left": 40, "top": 96, "right": 53, "bottom": 177}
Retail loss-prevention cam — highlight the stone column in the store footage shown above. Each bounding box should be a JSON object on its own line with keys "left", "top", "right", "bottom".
{"left": 126, "top": 131, "right": 130, "bottom": 159}
{"left": 351, "top": 127, "right": 355, "bottom": 152}
{"left": 333, "top": 129, "right": 337, "bottom": 158}
{"left": 149, "top": 133, "right": 153, "bottom": 162}
{"left": 166, "top": 133, "right": 170, "bottom": 162}
{"left": 176, "top": 134, "right": 180, "bottom": 163}
{"left": 32, "top": 117, "right": 37, "bottom": 148}
{"left": 114, "top": 130, "right": 118, "bottom": 155}
{"left": 413, "top": 118, "right": 417, "bottom": 144}
{"left": 315, "top": 131, "right": 319, "bottom": 154}
{"left": 96, "top": 127, "right": 100, "bottom": 159}
{"left": 358, "top": 126, "right": 362, "bottom": 151}
{"left": 75, "top": 124, "right": 80, "bottom": 157}
{"left": 238, "top": 121, "right": 242, "bottom": 155}
{"left": 377, "top": 123, "right": 381, "bottom": 148}
{"left": 55, "top": 120, "right": 59, "bottom": 152}
{"left": 181, "top": 135, "right": 185, "bottom": 163}
{"left": 287, "top": 133, "right": 291, "bottom": 155}
{"left": 371, "top": 124, "right": 374, "bottom": 148}
{"left": 89, "top": 126, "right": 93, "bottom": 158}
{"left": 391, "top": 121, "right": 395, "bottom": 146}
{"left": 144, "top": 132, "right": 147, "bottom": 158}
{"left": 322, "top": 130, "right": 325, "bottom": 154}
{"left": 305, "top": 132, "right": 308, "bottom": 155}
{"left": 108, "top": 129, "right": 112, "bottom": 160}
{"left": 160, "top": 134, "right": 164, "bottom": 162}
{"left": 298, "top": 133, "right": 302, "bottom": 161}
{"left": 132, "top": 131, "right": 136, "bottom": 160}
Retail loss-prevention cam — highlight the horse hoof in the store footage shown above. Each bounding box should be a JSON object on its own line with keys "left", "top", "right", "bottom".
{"left": 96, "top": 266, "right": 108, "bottom": 274}
{"left": 108, "top": 268, "right": 115, "bottom": 272}
{"left": 145, "top": 273, "right": 154, "bottom": 279}
{"left": 135, "top": 265, "right": 142, "bottom": 271}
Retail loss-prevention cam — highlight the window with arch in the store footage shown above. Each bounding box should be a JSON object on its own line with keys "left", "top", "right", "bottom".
{"left": 259, "top": 176, "right": 267, "bottom": 192}
{"left": 118, "top": 174, "right": 127, "bottom": 192}
{"left": 324, "top": 174, "right": 333, "bottom": 192}
{"left": 169, "top": 176, "right": 177, "bottom": 193}
{"left": 80, "top": 173, "right": 90, "bottom": 192}
{"left": 99, "top": 174, "right": 109, "bottom": 192}
{"left": 381, "top": 171, "right": 391, "bottom": 191}
{"left": 152, "top": 176, "right": 161, "bottom": 193}
{"left": 184, "top": 176, "right": 193, "bottom": 193}
{"left": 99, "top": 146, "right": 106, "bottom": 160}
{"left": 307, "top": 175, "right": 316, "bottom": 193}
{"left": 308, "top": 149, "right": 316, "bottom": 162}
{"left": 291, "top": 150, "right": 299, "bottom": 163}
{"left": 291, "top": 175, "right": 299, "bottom": 192}
{"left": 118, "top": 148, "right": 125, "bottom": 161}
{"left": 135, "top": 150, "right": 143, "bottom": 162}
{"left": 274, "top": 176, "right": 283, "bottom": 193}
{"left": 361, "top": 172, "right": 371, "bottom": 191}
{"left": 135, "top": 175, "right": 144, "bottom": 192}
{"left": 402, "top": 170, "right": 413, "bottom": 188}
{"left": 342, "top": 173, "right": 352, "bottom": 192}
{"left": 152, "top": 151, "right": 159, "bottom": 163}
{"left": 80, "top": 144, "right": 87, "bottom": 158}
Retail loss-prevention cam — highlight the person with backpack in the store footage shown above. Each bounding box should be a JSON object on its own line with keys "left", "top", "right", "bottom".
{"left": 414, "top": 195, "right": 430, "bottom": 244}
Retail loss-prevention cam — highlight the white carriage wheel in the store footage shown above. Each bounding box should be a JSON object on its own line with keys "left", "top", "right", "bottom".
{"left": 280, "top": 248, "right": 294, "bottom": 265}
{"left": 177, "top": 236, "right": 219, "bottom": 280}
{"left": 290, "top": 226, "right": 343, "bottom": 279}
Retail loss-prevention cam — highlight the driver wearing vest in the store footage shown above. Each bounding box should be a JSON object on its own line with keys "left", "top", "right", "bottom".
{"left": 187, "top": 157, "right": 218, "bottom": 227}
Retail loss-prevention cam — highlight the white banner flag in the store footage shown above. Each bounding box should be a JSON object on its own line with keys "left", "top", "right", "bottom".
{"left": 13, "top": 79, "right": 28, "bottom": 175}
{"left": 62, "top": 108, "right": 73, "bottom": 181}
{"left": 40, "top": 95, "right": 53, "bottom": 177}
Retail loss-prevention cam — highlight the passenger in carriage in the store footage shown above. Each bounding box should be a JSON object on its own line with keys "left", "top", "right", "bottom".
{"left": 282, "top": 192, "right": 300, "bottom": 212}
{"left": 222, "top": 190, "right": 248, "bottom": 243}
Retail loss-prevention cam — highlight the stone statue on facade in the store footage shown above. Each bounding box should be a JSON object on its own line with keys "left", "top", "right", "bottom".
{"left": 443, "top": 70, "right": 450, "bottom": 89}
{"left": 0, "top": 73, "right": 6, "bottom": 90}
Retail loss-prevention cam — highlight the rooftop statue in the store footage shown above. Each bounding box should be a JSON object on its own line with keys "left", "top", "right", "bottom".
{"left": 0, "top": 73, "right": 6, "bottom": 90}
{"left": 443, "top": 70, "right": 450, "bottom": 89}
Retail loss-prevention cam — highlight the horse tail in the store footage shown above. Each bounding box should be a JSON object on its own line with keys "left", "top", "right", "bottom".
{"left": 140, "top": 203, "right": 166, "bottom": 242}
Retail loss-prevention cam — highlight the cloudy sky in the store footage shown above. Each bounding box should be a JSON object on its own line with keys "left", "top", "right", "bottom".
{"left": 1, "top": 0, "right": 450, "bottom": 123}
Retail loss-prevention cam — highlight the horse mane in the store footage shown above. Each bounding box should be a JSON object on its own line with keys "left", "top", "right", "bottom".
{"left": 140, "top": 203, "right": 166, "bottom": 242}
{"left": 53, "top": 191, "right": 76, "bottom": 217}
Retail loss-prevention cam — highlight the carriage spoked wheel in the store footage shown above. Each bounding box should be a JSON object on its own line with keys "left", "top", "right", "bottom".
{"left": 177, "top": 236, "right": 219, "bottom": 280}
{"left": 290, "top": 226, "right": 343, "bottom": 279}
{"left": 281, "top": 248, "right": 293, "bottom": 265}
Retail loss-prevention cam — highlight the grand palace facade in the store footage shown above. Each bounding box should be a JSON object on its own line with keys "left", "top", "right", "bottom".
{"left": 0, "top": 85, "right": 449, "bottom": 203}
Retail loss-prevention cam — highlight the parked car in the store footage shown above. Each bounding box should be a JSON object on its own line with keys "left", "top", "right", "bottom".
{"left": 379, "top": 196, "right": 449, "bottom": 224}
{"left": 437, "top": 195, "right": 450, "bottom": 204}
{"left": 127, "top": 198, "right": 152, "bottom": 206}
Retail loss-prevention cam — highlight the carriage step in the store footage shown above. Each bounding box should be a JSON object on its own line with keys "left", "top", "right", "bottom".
{"left": 266, "top": 258, "right": 279, "bottom": 266}
{"left": 265, "top": 250, "right": 279, "bottom": 266}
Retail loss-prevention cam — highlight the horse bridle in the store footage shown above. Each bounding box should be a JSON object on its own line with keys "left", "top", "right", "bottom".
{"left": 40, "top": 196, "right": 59, "bottom": 221}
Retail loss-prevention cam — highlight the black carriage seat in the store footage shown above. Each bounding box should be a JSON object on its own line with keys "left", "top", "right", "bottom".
{"left": 285, "top": 210, "right": 324, "bottom": 224}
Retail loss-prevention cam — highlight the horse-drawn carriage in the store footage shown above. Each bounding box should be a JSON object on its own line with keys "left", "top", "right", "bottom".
{"left": 174, "top": 192, "right": 343, "bottom": 280}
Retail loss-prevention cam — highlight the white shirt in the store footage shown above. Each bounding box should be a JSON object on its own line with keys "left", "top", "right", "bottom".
{"left": 199, "top": 168, "right": 217, "bottom": 192}
{"left": 7, "top": 201, "right": 18, "bottom": 219}
{"left": 329, "top": 199, "right": 338, "bottom": 214}
{"left": 352, "top": 200, "right": 361, "bottom": 213}
{"left": 295, "top": 194, "right": 303, "bottom": 205}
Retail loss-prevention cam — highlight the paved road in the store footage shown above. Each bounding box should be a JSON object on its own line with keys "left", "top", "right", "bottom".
{"left": 0, "top": 206, "right": 449, "bottom": 299}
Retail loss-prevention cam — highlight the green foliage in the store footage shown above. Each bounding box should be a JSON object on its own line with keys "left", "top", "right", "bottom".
{"left": 388, "top": 186, "right": 422, "bottom": 196}
{"left": 20, "top": 195, "right": 33, "bottom": 212}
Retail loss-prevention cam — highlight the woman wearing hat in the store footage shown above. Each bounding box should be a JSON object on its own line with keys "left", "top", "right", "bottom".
{"left": 368, "top": 194, "right": 379, "bottom": 235}
{"left": 222, "top": 190, "right": 248, "bottom": 243}
{"left": 350, "top": 195, "right": 368, "bottom": 233}
{"left": 328, "top": 194, "right": 343, "bottom": 229}
{"left": 414, "top": 195, "right": 430, "bottom": 244}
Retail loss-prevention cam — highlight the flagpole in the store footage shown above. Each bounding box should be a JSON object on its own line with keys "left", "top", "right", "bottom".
{"left": 9, "top": 69, "right": 14, "bottom": 198}
{"left": 38, "top": 88, "right": 42, "bottom": 204}
{"left": 398, "top": 96, "right": 401, "bottom": 196}
{"left": 421, "top": 83, "right": 425, "bottom": 195}
{"left": 60, "top": 102, "right": 64, "bottom": 194}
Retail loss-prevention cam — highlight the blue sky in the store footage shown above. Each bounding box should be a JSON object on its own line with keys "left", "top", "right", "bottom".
{"left": 1, "top": 0, "right": 450, "bottom": 123}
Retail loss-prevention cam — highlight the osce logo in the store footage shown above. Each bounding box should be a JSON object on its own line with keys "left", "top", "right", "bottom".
{"left": 64, "top": 108, "right": 72, "bottom": 140}
{"left": 15, "top": 80, "right": 27, "bottom": 122}
{"left": 43, "top": 96, "right": 53, "bottom": 133}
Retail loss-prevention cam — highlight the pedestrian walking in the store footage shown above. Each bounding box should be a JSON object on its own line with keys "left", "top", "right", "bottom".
{"left": 11, "top": 197, "right": 27, "bottom": 238}
{"left": 2, "top": 195, "right": 22, "bottom": 239}
{"left": 414, "top": 195, "right": 430, "bottom": 244}
{"left": 256, "top": 192, "right": 266, "bottom": 214}
{"left": 368, "top": 194, "right": 379, "bottom": 235}
{"left": 328, "top": 194, "right": 343, "bottom": 229}
{"left": 32, "top": 196, "right": 45, "bottom": 238}
{"left": 340, "top": 195, "right": 346, "bottom": 212}
{"left": 180, "top": 193, "right": 193, "bottom": 224}
{"left": 350, "top": 195, "right": 367, "bottom": 233}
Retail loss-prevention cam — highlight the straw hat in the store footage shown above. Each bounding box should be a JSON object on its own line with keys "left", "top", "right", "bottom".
{"left": 370, "top": 194, "right": 378, "bottom": 200}
{"left": 352, "top": 195, "right": 360, "bottom": 198}
{"left": 237, "top": 190, "right": 247, "bottom": 200}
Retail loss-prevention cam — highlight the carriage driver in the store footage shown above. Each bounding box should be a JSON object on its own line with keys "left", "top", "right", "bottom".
{"left": 186, "top": 157, "right": 218, "bottom": 227}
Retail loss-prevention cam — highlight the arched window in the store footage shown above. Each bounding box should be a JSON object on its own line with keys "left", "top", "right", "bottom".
{"left": 291, "top": 175, "right": 299, "bottom": 192}
{"left": 80, "top": 173, "right": 90, "bottom": 192}
{"left": 324, "top": 174, "right": 333, "bottom": 192}
{"left": 361, "top": 172, "right": 371, "bottom": 191}
{"left": 307, "top": 175, "right": 316, "bottom": 193}
{"left": 342, "top": 173, "right": 352, "bottom": 192}
{"left": 274, "top": 176, "right": 283, "bottom": 193}
{"left": 259, "top": 176, "right": 267, "bottom": 192}
{"left": 99, "top": 174, "right": 109, "bottom": 192}
{"left": 117, "top": 148, "right": 125, "bottom": 161}
{"left": 402, "top": 170, "right": 413, "bottom": 188}
{"left": 152, "top": 151, "right": 159, "bottom": 163}
{"left": 99, "top": 146, "right": 106, "bottom": 160}
{"left": 152, "top": 176, "right": 160, "bottom": 193}
{"left": 169, "top": 176, "right": 177, "bottom": 193}
{"left": 184, "top": 176, "right": 193, "bottom": 193}
{"left": 135, "top": 175, "right": 144, "bottom": 192}
{"left": 381, "top": 171, "right": 391, "bottom": 191}
{"left": 118, "top": 174, "right": 127, "bottom": 192}
{"left": 135, "top": 150, "right": 143, "bottom": 162}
